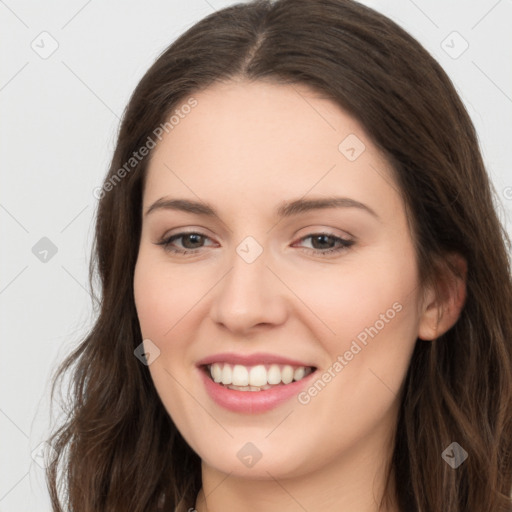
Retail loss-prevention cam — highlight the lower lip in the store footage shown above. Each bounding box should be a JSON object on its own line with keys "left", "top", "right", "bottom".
{"left": 199, "top": 367, "right": 317, "bottom": 414}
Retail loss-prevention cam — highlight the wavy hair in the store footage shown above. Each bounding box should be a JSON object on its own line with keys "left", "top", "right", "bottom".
{"left": 46, "top": 0, "right": 512, "bottom": 510}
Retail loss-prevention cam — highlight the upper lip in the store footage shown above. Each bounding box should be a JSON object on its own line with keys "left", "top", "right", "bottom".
{"left": 196, "top": 352, "right": 316, "bottom": 368}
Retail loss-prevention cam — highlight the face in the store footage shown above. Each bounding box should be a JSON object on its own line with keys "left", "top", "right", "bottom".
{"left": 133, "top": 80, "right": 427, "bottom": 481}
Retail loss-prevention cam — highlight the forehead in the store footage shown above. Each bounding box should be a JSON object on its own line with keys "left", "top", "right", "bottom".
{"left": 143, "top": 80, "right": 403, "bottom": 222}
{"left": 162, "top": 79, "right": 366, "bottom": 158}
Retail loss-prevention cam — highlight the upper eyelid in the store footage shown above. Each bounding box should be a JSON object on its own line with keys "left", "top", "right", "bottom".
{"left": 160, "top": 230, "right": 354, "bottom": 247}
{"left": 162, "top": 230, "right": 217, "bottom": 244}
{"left": 159, "top": 224, "right": 354, "bottom": 240}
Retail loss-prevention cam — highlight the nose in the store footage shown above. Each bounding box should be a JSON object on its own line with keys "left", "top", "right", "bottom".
{"left": 208, "top": 244, "right": 289, "bottom": 335}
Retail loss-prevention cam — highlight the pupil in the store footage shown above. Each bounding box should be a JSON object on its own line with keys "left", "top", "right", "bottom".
{"left": 314, "top": 234, "right": 332, "bottom": 249}
{"left": 185, "top": 234, "right": 202, "bottom": 248}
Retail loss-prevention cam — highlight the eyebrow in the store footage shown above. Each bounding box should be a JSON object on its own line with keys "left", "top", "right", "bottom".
{"left": 145, "top": 196, "right": 379, "bottom": 219}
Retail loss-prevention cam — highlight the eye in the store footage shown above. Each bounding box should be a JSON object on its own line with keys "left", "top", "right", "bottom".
{"left": 154, "top": 231, "right": 354, "bottom": 256}
{"left": 293, "top": 232, "right": 354, "bottom": 256}
{"left": 155, "top": 231, "right": 215, "bottom": 254}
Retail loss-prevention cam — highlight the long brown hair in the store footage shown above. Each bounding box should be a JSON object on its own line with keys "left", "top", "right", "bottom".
{"left": 45, "top": 0, "right": 512, "bottom": 510}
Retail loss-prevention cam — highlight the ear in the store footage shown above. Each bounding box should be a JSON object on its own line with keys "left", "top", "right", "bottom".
{"left": 417, "top": 252, "right": 467, "bottom": 341}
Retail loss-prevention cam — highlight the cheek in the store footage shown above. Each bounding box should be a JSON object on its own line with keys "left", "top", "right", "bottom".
{"left": 133, "top": 256, "right": 202, "bottom": 428}
{"left": 301, "top": 246, "right": 420, "bottom": 403}
{"left": 133, "top": 255, "right": 198, "bottom": 340}
{"left": 289, "top": 254, "right": 420, "bottom": 468}
{"left": 295, "top": 249, "right": 420, "bottom": 352}
{"left": 295, "top": 245, "right": 421, "bottom": 424}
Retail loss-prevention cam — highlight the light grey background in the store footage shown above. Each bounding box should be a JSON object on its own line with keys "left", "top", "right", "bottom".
{"left": 1, "top": 0, "right": 511, "bottom": 510}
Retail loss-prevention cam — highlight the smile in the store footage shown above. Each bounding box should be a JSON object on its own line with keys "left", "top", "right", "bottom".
{"left": 196, "top": 352, "right": 318, "bottom": 413}
{"left": 206, "top": 363, "right": 314, "bottom": 391}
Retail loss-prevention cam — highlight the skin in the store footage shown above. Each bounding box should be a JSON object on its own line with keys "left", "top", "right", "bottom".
{"left": 133, "top": 79, "right": 466, "bottom": 512}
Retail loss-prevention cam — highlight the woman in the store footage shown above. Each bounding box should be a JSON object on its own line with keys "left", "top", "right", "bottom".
{"left": 46, "top": 0, "right": 512, "bottom": 510}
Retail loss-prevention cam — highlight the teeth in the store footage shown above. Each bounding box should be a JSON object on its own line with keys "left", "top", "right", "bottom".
{"left": 232, "top": 365, "right": 249, "bottom": 386}
{"left": 249, "top": 365, "right": 267, "bottom": 387}
{"left": 221, "top": 364, "right": 233, "bottom": 385}
{"left": 211, "top": 363, "right": 222, "bottom": 383}
{"left": 207, "top": 362, "right": 313, "bottom": 389}
{"left": 281, "top": 365, "right": 294, "bottom": 384}
{"left": 268, "top": 364, "right": 281, "bottom": 385}
{"left": 294, "top": 367, "right": 305, "bottom": 381}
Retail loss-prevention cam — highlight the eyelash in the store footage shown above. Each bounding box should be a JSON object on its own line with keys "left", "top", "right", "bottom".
{"left": 155, "top": 231, "right": 355, "bottom": 256}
